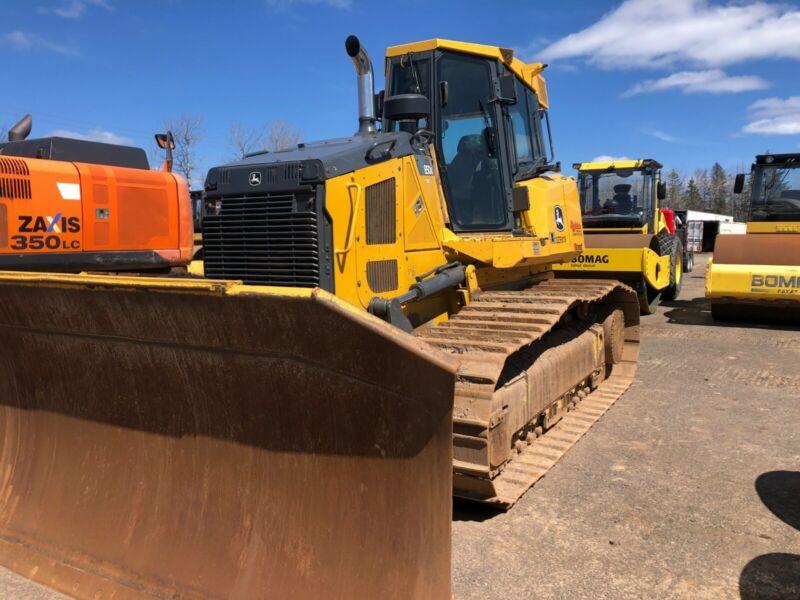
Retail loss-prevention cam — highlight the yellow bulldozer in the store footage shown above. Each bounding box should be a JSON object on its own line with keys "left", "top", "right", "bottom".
{"left": 706, "top": 152, "right": 800, "bottom": 321}
{"left": 553, "top": 159, "right": 684, "bottom": 313}
{"left": 0, "top": 36, "right": 640, "bottom": 599}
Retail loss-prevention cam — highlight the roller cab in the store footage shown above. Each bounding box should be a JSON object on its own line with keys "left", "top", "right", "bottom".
{"left": 707, "top": 153, "right": 800, "bottom": 322}
{"left": 553, "top": 159, "right": 683, "bottom": 313}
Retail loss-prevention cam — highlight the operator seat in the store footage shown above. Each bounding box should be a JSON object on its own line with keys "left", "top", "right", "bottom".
{"left": 447, "top": 134, "right": 486, "bottom": 222}
{"left": 611, "top": 184, "right": 634, "bottom": 214}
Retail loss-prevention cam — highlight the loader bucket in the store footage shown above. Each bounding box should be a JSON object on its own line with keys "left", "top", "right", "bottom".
{"left": 0, "top": 272, "right": 457, "bottom": 599}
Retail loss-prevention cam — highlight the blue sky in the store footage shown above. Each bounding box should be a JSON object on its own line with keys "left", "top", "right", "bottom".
{"left": 2, "top": 0, "right": 799, "bottom": 184}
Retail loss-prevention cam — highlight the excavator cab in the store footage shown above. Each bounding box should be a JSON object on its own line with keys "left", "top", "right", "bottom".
{"left": 707, "top": 153, "right": 800, "bottom": 321}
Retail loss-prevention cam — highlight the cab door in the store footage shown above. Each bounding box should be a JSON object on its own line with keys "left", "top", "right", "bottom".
{"left": 434, "top": 51, "right": 512, "bottom": 232}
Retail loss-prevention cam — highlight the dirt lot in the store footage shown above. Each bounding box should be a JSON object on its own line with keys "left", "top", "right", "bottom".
{"left": 2, "top": 255, "right": 798, "bottom": 599}
{"left": 452, "top": 257, "right": 800, "bottom": 599}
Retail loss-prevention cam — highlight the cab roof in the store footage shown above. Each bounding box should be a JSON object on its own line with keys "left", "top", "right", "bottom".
{"left": 754, "top": 153, "right": 800, "bottom": 166}
{"left": 385, "top": 38, "right": 549, "bottom": 108}
{"left": 574, "top": 158, "right": 663, "bottom": 172}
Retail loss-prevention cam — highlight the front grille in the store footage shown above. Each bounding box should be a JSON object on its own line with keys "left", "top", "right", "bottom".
{"left": 203, "top": 188, "right": 322, "bottom": 287}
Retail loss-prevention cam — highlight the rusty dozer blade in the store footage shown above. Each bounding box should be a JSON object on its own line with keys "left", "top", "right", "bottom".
{"left": 0, "top": 272, "right": 457, "bottom": 599}
{"left": 708, "top": 234, "right": 800, "bottom": 322}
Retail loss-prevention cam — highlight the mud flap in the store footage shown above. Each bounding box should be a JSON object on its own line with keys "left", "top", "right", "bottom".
{"left": 0, "top": 273, "right": 457, "bottom": 599}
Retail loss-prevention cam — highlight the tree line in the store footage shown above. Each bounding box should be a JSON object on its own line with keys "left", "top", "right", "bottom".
{"left": 0, "top": 114, "right": 302, "bottom": 189}
{"left": 151, "top": 115, "right": 302, "bottom": 187}
{"left": 662, "top": 163, "right": 750, "bottom": 221}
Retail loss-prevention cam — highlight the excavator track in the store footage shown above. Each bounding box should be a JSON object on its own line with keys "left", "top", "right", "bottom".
{"left": 415, "top": 278, "right": 640, "bottom": 508}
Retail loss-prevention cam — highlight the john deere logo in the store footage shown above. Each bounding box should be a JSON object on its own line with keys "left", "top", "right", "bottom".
{"left": 554, "top": 205, "right": 565, "bottom": 232}
{"left": 249, "top": 171, "right": 262, "bottom": 186}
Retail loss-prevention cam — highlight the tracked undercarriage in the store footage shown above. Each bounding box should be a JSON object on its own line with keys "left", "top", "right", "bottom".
{"left": 416, "top": 278, "right": 640, "bottom": 508}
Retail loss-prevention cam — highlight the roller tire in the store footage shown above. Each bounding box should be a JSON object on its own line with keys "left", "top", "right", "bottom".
{"left": 662, "top": 237, "right": 684, "bottom": 301}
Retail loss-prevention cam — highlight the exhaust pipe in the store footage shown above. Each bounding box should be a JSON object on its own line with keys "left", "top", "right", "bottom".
{"left": 8, "top": 114, "right": 32, "bottom": 142}
{"left": 345, "top": 35, "right": 377, "bottom": 136}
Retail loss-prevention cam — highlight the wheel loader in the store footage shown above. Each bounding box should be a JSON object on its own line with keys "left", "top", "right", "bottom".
{"left": 552, "top": 159, "right": 684, "bottom": 313}
{"left": 0, "top": 36, "right": 640, "bottom": 599}
{"left": 707, "top": 153, "right": 800, "bottom": 322}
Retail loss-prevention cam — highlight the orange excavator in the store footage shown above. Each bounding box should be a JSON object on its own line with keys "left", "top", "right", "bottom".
{"left": 0, "top": 114, "right": 193, "bottom": 271}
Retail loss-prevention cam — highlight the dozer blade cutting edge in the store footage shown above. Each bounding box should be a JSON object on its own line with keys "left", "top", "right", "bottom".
{"left": 0, "top": 271, "right": 457, "bottom": 599}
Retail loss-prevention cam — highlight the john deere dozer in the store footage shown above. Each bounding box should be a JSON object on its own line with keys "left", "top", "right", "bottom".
{"left": 553, "top": 159, "right": 684, "bottom": 313}
{"left": 0, "top": 36, "right": 640, "bottom": 599}
{"left": 707, "top": 153, "right": 800, "bottom": 322}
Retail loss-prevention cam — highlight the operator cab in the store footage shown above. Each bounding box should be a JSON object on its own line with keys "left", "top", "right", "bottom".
{"left": 384, "top": 41, "right": 555, "bottom": 233}
{"left": 736, "top": 154, "right": 800, "bottom": 222}
{"left": 576, "top": 159, "right": 664, "bottom": 232}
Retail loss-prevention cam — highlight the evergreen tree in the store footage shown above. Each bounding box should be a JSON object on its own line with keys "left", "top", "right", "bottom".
{"left": 665, "top": 168, "right": 684, "bottom": 209}
{"left": 709, "top": 162, "right": 729, "bottom": 214}
{"left": 683, "top": 178, "right": 702, "bottom": 210}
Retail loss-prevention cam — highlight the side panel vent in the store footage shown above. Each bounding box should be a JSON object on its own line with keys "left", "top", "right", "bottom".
{"left": 365, "top": 178, "right": 396, "bottom": 245}
{"left": 366, "top": 259, "right": 398, "bottom": 293}
{"left": 0, "top": 157, "right": 30, "bottom": 176}
{"left": 0, "top": 178, "right": 32, "bottom": 200}
{"left": 219, "top": 169, "right": 231, "bottom": 185}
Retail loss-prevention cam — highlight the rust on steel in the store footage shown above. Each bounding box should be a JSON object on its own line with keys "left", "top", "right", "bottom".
{"left": 416, "top": 279, "right": 640, "bottom": 507}
{"left": 713, "top": 233, "right": 800, "bottom": 266}
{"left": 0, "top": 274, "right": 457, "bottom": 599}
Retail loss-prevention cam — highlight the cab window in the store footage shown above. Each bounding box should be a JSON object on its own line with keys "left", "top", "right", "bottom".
{"left": 436, "top": 53, "right": 507, "bottom": 231}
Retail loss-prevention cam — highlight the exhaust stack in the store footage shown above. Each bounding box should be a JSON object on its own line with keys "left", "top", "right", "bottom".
{"left": 8, "top": 114, "right": 32, "bottom": 142}
{"left": 345, "top": 35, "right": 377, "bottom": 136}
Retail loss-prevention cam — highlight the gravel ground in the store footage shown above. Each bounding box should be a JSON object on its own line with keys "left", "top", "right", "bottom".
{"left": 2, "top": 255, "right": 798, "bottom": 598}
{"left": 452, "top": 257, "right": 800, "bottom": 599}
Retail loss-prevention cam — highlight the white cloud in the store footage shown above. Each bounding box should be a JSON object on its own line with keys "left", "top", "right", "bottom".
{"left": 50, "top": 128, "right": 133, "bottom": 145}
{"left": 643, "top": 128, "right": 677, "bottom": 143}
{"left": 1, "top": 30, "right": 76, "bottom": 55}
{"left": 623, "top": 69, "right": 769, "bottom": 97}
{"left": 38, "top": 0, "right": 112, "bottom": 19}
{"left": 591, "top": 155, "right": 631, "bottom": 162}
{"left": 539, "top": 0, "right": 800, "bottom": 69}
{"left": 742, "top": 97, "right": 800, "bottom": 135}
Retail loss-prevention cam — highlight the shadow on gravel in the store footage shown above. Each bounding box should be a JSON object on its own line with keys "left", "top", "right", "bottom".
{"left": 453, "top": 498, "right": 503, "bottom": 522}
{"left": 662, "top": 298, "right": 800, "bottom": 332}
{"left": 739, "top": 473, "right": 800, "bottom": 599}
{"left": 756, "top": 471, "right": 800, "bottom": 532}
{"left": 739, "top": 553, "right": 800, "bottom": 599}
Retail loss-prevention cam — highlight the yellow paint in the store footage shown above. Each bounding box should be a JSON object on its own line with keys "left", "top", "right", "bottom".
{"left": 576, "top": 159, "right": 652, "bottom": 171}
{"left": 553, "top": 247, "right": 670, "bottom": 290}
{"left": 706, "top": 260, "right": 800, "bottom": 301}
{"left": 385, "top": 38, "right": 549, "bottom": 108}
{"left": 746, "top": 221, "right": 800, "bottom": 234}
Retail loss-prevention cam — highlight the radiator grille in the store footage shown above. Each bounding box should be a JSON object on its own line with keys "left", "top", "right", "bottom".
{"left": 365, "top": 178, "right": 396, "bottom": 245}
{"left": 366, "top": 259, "right": 398, "bottom": 293}
{"left": 202, "top": 189, "right": 321, "bottom": 287}
{"left": 0, "top": 157, "right": 29, "bottom": 176}
{"left": 0, "top": 177, "right": 31, "bottom": 199}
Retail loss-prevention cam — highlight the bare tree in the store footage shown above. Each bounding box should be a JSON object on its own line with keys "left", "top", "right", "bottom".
{"left": 227, "top": 123, "right": 264, "bottom": 160}
{"left": 162, "top": 114, "right": 205, "bottom": 186}
{"left": 0, "top": 123, "right": 7, "bottom": 142}
{"left": 264, "top": 120, "right": 301, "bottom": 152}
{"left": 226, "top": 120, "right": 302, "bottom": 160}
